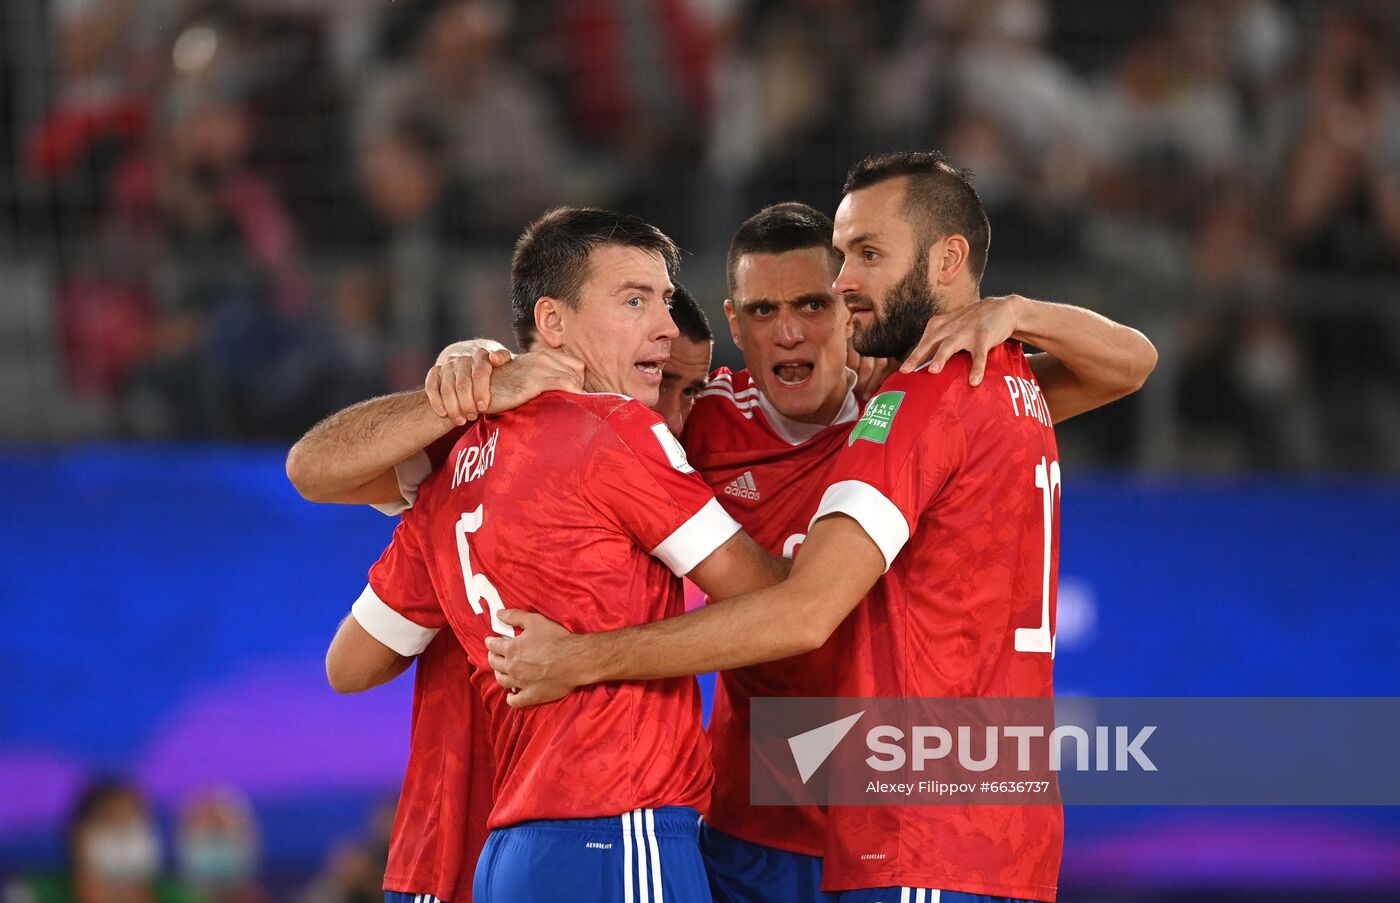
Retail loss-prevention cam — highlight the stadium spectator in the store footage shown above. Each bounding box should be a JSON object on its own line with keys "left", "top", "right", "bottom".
{"left": 358, "top": 0, "right": 567, "bottom": 244}
{"left": 1261, "top": 5, "right": 1400, "bottom": 467}
{"left": 1078, "top": 3, "right": 1248, "bottom": 276}
{"left": 3, "top": 778, "right": 193, "bottom": 903}
{"left": 24, "top": 0, "right": 176, "bottom": 191}
{"left": 352, "top": 113, "right": 457, "bottom": 382}
{"left": 74, "top": 62, "right": 314, "bottom": 437}
{"left": 1272, "top": 8, "right": 1400, "bottom": 272}
{"left": 174, "top": 790, "right": 270, "bottom": 903}
{"left": 541, "top": 0, "right": 717, "bottom": 244}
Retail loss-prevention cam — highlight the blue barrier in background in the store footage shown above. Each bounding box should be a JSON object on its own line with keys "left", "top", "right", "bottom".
{"left": 2, "top": 447, "right": 1398, "bottom": 889}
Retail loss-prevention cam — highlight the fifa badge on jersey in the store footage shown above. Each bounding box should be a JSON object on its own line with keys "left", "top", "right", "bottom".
{"left": 848, "top": 391, "right": 905, "bottom": 446}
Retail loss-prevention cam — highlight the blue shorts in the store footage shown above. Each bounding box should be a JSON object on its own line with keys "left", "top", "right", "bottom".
{"left": 698, "top": 822, "right": 834, "bottom": 903}
{"left": 836, "top": 890, "right": 1025, "bottom": 903}
{"left": 385, "top": 894, "right": 449, "bottom": 903}
{"left": 473, "top": 807, "right": 711, "bottom": 903}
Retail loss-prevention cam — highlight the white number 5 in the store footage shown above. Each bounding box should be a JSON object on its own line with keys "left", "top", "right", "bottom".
{"left": 1015, "top": 457, "right": 1059, "bottom": 657}
{"left": 456, "top": 505, "right": 514, "bottom": 636}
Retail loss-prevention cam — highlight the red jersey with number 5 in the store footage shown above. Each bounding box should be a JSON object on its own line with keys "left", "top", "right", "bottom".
{"left": 680, "top": 366, "right": 860, "bottom": 856}
{"left": 353, "top": 391, "right": 741, "bottom": 828}
{"left": 811, "top": 344, "right": 1062, "bottom": 901}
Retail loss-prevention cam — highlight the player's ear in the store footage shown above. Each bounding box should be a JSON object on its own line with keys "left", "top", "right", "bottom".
{"left": 930, "top": 235, "right": 969, "bottom": 287}
{"left": 723, "top": 299, "right": 742, "bottom": 351}
{"left": 534, "top": 297, "right": 567, "bottom": 349}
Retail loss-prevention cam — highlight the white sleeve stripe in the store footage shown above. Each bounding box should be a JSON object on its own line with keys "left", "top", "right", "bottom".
{"left": 810, "top": 480, "right": 910, "bottom": 573}
{"left": 370, "top": 450, "right": 433, "bottom": 516}
{"left": 650, "top": 497, "right": 742, "bottom": 577}
{"left": 350, "top": 583, "right": 438, "bottom": 656}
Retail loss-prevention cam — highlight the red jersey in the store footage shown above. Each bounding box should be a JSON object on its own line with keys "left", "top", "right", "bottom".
{"left": 681, "top": 367, "right": 860, "bottom": 856}
{"left": 383, "top": 632, "right": 493, "bottom": 902}
{"left": 811, "top": 344, "right": 1062, "bottom": 900}
{"left": 354, "top": 392, "right": 740, "bottom": 828}
{"left": 372, "top": 427, "right": 493, "bottom": 902}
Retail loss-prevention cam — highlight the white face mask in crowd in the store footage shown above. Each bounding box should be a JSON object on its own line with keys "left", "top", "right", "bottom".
{"left": 83, "top": 824, "right": 162, "bottom": 882}
{"left": 178, "top": 835, "right": 255, "bottom": 885}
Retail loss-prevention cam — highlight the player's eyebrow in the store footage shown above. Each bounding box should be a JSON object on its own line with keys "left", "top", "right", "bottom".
{"left": 615, "top": 280, "right": 665, "bottom": 296}
{"left": 736, "top": 294, "right": 828, "bottom": 313}
{"left": 841, "top": 231, "right": 879, "bottom": 249}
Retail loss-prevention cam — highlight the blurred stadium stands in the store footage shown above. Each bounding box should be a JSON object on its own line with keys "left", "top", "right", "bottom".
{"left": 3, "top": 0, "right": 1400, "bottom": 900}
{"left": 0, "top": 0, "right": 1398, "bottom": 469}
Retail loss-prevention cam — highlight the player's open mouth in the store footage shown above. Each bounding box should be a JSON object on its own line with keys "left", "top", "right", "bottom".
{"left": 773, "top": 361, "right": 814, "bottom": 387}
{"left": 635, "top": 360, "right": 664, "bottom": 382}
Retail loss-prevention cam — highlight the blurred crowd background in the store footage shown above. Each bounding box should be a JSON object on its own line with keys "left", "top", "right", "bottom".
{"left": 0, "top": 0, "right": 1398, "bottom": 470}
{"left": 3, "top": 776, "right": 400, "bottom": 903}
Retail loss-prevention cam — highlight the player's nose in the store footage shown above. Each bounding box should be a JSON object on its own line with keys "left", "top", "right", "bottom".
{"left": 772, "top": 309, "right": 804, "bottom": 347}
{"left": 833, "top": 260, "right": 860, "bottom": 295}
{"left": 653, "top": 305, "right": 680, "bottom": 342}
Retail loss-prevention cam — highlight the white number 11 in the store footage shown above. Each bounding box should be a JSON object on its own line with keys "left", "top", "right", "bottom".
{"left": 1015, "top": 457, "right": 1060, "bottom": 657}
{"left": 456, "top": 505, "right": 514, "bottom": 637}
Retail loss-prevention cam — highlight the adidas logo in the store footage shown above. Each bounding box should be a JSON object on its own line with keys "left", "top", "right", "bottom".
{"left": 723, "top": 471, "right": 761, "bottom": 501}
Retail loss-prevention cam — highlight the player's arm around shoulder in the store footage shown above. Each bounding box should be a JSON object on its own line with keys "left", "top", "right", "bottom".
{"left": 286, "top": 340, "right": 581, "bottom": 509}
{"left": 487, "top": 516, "right": 882, "bottom": 707}
{"left": 285, "top": 339, "right": 501, "bottom": 507}
{"left": 896, "top": 294, "right": 1157, "bottom": 423}
{"left": 1011, "top": 295, "right": 1157, "bottom": 422}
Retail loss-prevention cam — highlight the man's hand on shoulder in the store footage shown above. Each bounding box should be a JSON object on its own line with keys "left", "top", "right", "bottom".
{"left": 900, "top": 294, "right": 1026, "bottom": 385}
{"left": 426, "top": 345, "right": 585, "bottom": 425}
{"left": 427, "top": 345, "right": 515, "bottom": 425}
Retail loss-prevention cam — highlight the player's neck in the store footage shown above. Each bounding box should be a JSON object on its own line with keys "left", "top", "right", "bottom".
{"left": 796, "top": 380, "right": 851, "bottom": 426}
{"left": 937, "top": 285, "right": 980, "bottom": 316}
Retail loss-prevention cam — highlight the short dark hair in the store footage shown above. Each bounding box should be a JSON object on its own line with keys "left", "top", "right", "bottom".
{"left": 726, "top": 202, "right": 838, "bottom": 297}
{"left": 510, "top": 207, "right": 681, "bottom": 349}
{"left": 669, "top": 282, "right": 712, "bottom": 343}
{"left": 843, "top": 151, "right": 990, "bottom": 282}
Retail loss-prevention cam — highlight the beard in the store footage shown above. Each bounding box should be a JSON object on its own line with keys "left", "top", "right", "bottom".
{"left": 850, "top": 253, "right": 942, "bottom": 359}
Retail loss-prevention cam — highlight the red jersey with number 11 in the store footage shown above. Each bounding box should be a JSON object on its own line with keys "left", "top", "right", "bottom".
{"left": 355, "top": 391, "right": 741, "bottom": 829}
{"left": 811, "top": 344, "right": 1062, "bottom": 901}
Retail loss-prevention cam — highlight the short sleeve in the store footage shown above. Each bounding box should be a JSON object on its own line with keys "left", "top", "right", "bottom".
{"left": 371, "top": 427, "right": 466, "bottom": 516}
{"left": 582, "top": 401, "right": 741, "bottom": 576}
{"left": 355, "top": 513, "right": 447, "bottom": 655}
{"left": 810, "top": 369, "right": 965, "bottom": 571}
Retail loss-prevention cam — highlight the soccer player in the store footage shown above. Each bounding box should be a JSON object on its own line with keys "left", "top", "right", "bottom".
{"left": 301, "top": 203, "right": 1151, "bottom": 903}
{"left": 451, "top": 202, "right": 1152, "bottom": 903}
{"left": 285, "top": 288, "right": 715, "bottom": 903}
{"left": 407, "top": 204, "right": 1152, "bottom": 903}
{"left": 323, "top": 207, "right": 787, "bottom": 903}
{"left": 654, "top": 284, "right": 715, "bottom": 437}
{"left": 487, "top": 153, "right": 1137, "bottom": 902}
